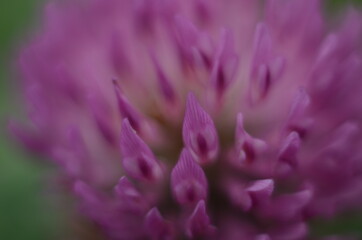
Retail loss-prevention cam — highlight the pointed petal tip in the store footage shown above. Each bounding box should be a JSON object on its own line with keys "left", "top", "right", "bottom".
{"left": 183, "top": 93, "right": 219, "bottom": 164}
{"left": 115, "top": 175, "right": 148, "bottom": 212}
{"left": 115, "top": 176, "right": 136, "bottom": 196}
{"left": 245, "top": 179, "right": 274, "bottom": 207}
{"left": 120, "top": 118, "right": 163, "bottom": 182}
{"left": 186, "top": 199, "right": 216, "bottom": 238}
{"left": 233, "top": 115, "right": 267, "bottom": 166}
{"left": 113, "top": 80, "right": 143, "bottom": 132}
{"left": 171, "top": 148, "right": 208, "bottom": 205}
{"left": 247, "top": 179, "right": 274, "bottom": 195}
{"left": 210, "top": 28, "right": 238, "bottom": 100}
{"left": 146, "top": 207, "right": 161, "bottom": 218}
{"left": 145, "top": 207, "right": 163, "bottom": 228}
{"left": 145, "top": 207, "right": 174, "bottom": 240}
{"left": 249, "top": 22, "right": 285, "bottom": 104}
{"left": 152, "top": 57, "right": 177, "bottom": 104}
{"left": 278, "top": 131, "right": 301, "bottom": 167}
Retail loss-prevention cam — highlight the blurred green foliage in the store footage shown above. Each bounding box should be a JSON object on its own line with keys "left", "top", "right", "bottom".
{"left": 0, "top": 0, "right": 361, "bottom": 239}
{"left": 328, "top": 0, "right": 362, "bottom": 10}
{"left": 311, "top": 212, "right": 362, "bottom": 238}
{"left": 0, "top": 0, "right": 61, "bottom": 239}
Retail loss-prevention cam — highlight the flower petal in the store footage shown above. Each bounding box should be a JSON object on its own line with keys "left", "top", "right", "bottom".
{"left": 233, "top": 113, "right": 267, "bottom": 166}
{"left": 115, "top": 176, "right": 147, "bottom": 212}
{"left": 151, "top": 54, "right": 177, "bottom": 104}
{"left": 249, "top": 23, "right": 285, "bottom": 104}
{"left": 277, "top": 131, "right": 301, "bottom": 176}
{"left": 144, "top": 207, "right": 174, "bottom": 240}
{"left": 186, "top": 200, "right": 216, "bottom": 238}
{"left": 113, "top": 79, "right": 143, "bottom": 132}
{"left": 171, "top": 148, "right": 208, "bottom": 206}
{"left": 246, "top": 179, "right": 274, "bottom": 205}
{"left": 183, "top": 92, "right": 219, "bottom": 164}
{"left": 226, "top": 179, "right": 274, "bottom": 211}
{"left": 210, "top": 28, "right": 239, "bottom": 100}
{"left": 120, "top": 119, "right": 163, "bottom": 182}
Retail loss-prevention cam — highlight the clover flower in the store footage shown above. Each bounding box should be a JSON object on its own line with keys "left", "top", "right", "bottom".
{"left": 11, "top": 0, "right": 362, "bottom": 239}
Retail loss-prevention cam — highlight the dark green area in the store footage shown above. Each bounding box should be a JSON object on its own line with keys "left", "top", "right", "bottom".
{"left": 328, "top": 0, "right": 362, "bottom": 11}
{"left": 0, "top": 0, "right": 61, "bottom": 239}
{"left": 311, "top": 212, "right": 362, "bottom": 238}
{"left": 0, "top": 0, "right": 361, "bottom": 239}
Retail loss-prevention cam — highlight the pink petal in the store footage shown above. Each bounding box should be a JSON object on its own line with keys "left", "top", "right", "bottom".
{"left": 144, "top": 207, "right": 174, "bottom": 240}
{"left": 186, "top": 200, "right": 216, "bottom": 238}
{"left": 120, "top": 119, "right": 163, "bottom": 182}
{"left": 183, "top": 93, "right": 219, "bottom": 164}
{"left": 171, "top": 148, "right": 208, "bottom": 206}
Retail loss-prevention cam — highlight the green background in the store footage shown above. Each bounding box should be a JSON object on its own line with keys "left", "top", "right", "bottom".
{"left": 0, "top": 0, "right": 361, "bottom": 239}
{"left": 0, "top": 0, "right": 63, "bottom": 239}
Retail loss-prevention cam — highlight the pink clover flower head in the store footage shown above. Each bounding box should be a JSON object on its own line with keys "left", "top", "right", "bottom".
{"left": 12, "top": 0, "right": 362, "bottom": 239}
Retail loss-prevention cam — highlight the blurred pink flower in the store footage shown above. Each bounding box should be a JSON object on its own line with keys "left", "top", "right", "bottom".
{"left": 11, "top": 0, "right": 362, "bottom": 239}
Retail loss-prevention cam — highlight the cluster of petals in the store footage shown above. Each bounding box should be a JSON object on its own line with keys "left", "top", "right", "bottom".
{"left": 10, "top": 0, "right": 362, "bottom": 239}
